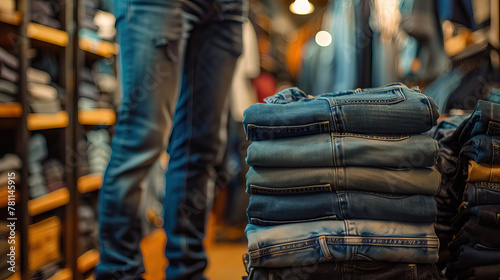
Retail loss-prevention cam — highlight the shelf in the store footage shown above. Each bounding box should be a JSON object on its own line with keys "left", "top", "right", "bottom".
{"left": 28, "top": 187, "right": 70, "bottom": 217}
{"left": 78, "top": 109, "right": 116, "bottom": 126}
{"left": 77, "top": 173, "right": 102, "bottom": 193}
{"left": 27, "top": 111, "right": 69, "bottom": 131}
{"left": 77, "top": 249, "right": 100, "bottom": 273}
{"left": 6, "top": 273, "right": 20, "bottom": 280}
{"left": 0, "top": 10, "right": 21, "bottom": 26}
{"left": 0, "top": 185, "right": 18, "bottom": 208}
{"left": 0, "top": 103, "right": 22, "bottom": 118}
{"left": 47, "top": 268, "right": 72, "bottom": 280}
{"left": 79, "top": 38, "right": 119, "bottom": 58}
{"left": 27, "top": 23, "right": 69, "bottom": 47}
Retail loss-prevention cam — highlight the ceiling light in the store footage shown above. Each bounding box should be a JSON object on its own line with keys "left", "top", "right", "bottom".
{"left": 289, "top": 0, "right": 314, "bottom": 15}
{"left": 315, "top": 31, "right": 332, "bottom": 47}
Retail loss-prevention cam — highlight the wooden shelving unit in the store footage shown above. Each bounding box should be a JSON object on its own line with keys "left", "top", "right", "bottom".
{"left": 77, "top": 249, "right": 100, "bottom": 273}
{"left": 27, "top": 187, "right": 70, "bottom": 217}
{"left": 27, "top": 23, "right": 69, "bottom": 47}
{"left": 79, "top": 38, "right": 118, "bottom": 58}
{"left": 0, "top": 103, "right": 22, "bottom": 118}
{"left": 77, "top": 173, "right": 102, "bottom": 193}
{"left": 78, "top": 109, "right": 116, "bottom": 126}
{"left": 27, "top": 111, "right": 69, "bottom": 130}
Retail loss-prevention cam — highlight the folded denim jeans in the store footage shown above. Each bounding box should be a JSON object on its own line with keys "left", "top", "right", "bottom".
{"left": 461, "top": 134, "right": 500, "bottom": 164}
{"left": 447, "top": 245, "right": 500, "bottom": 270}
{"left": 467, "top": 160, "right": 500, "bottom": 182}
{"left": 452, "top": 205, "right": 500, "bottom": 228}
{"left": 246, "top": 133, "right": 438, "bottom": 168}
{"left": 464, "top": 182, "right": 500, "bottom": 207}
{"left": 247, "top": 191, "right": 437, "bottom": 225}
{"left": 246, "top": 166, "right": 441, "bottom": 195}
{"left": 247, "top": 261, "right": 445, "bottom": 280}
{"left": 453, "top": 263, "right": 500, "bottom": 279}
{"left": 448, "top": 219, "right": 500, "bottom": 253}
{"left": 246, "top": 220, "right": 439, "bottom": 267}
{"left": 243, "top": 83, "right": 439, "bottom": 141}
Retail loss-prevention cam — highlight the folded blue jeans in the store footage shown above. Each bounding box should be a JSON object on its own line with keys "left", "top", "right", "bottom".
{"left": 464, "top": 182, "right": 500, "bottom": 207}
{"left": 243, "top": 83, "right": 440, "bottom": 141}
{"left": 246, "top": 220, "right": 440, "bottom": 267}
{"left": 247, "top": 191, "right": 437, "bottom": 225}
{"left": 246, "top": 133, "right": 438, "bottom": 168}
{"left": 247, "top": 261, "right": 445, "bottom": 280}
{"left": 461, "top": 134, "right": 500, "bottom": 164}
{"left": 246, "top": 166, "right": 441, "bottom": 195}
{"left": 452, "top": 205, "right": 500, "bottom": 228}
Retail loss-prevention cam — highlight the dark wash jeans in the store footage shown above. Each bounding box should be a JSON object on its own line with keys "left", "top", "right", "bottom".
{"left": 448, "top": 219, "right": 500, "bottom": 253}
{"left": 452, "top": 205, "right": 500, "bottom": 229}
{"left": 243, "top": 83, "right": 439, "bottom": 141}
{"left": 96, "top": 0, "right": 245, "bottom": 279}
{"left": 464, "top": 182, "right": 500, "bottom": 207}
{"left": 461, "top": 134, "right": 500, "bottom": 164}
{"left": 247, "top": 191, "right": 437, "bottom": 225}
{"left": 246, "top": 262, "right": 445, "bottom": 280}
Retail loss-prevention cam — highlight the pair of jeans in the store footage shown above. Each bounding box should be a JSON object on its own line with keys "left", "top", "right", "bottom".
{"left": 247, "top": 261, "right": 445, "bottom": 280}
{"left": 246, "top": 133, "right": 438, "bottom": 168}
{"left": 448, "top": 219, "right": 500, "bottom": 253}
{"left": 246, "top": 220, "right": 439, "bottom": 268}
{"left": 447, "top": 245, "right": 500, "bottom": 270}
{"left": 453, "top": 263, "right": 500, "bottom": 279}
{"left": 452, "top": 205, "right": 500, "bottom": 228}
{"left": 463, "top": 182, "right": 500, "bottom": 207}
{"left": 467, "top": 161, "right": 500, "bottom": 182}
{"left": 243, "top": 83, "right": 440, "bottom": 141}
{"left": 461, "top": 134, "right": 500, "bottom": 164}
{"left": 246, "top": 191, "right": 437, "bottom": 225}
{"left": 96, "top": 0, "right": 245, "bottom": 279}
{"left": 246, "top": 166, "right": 440, "bottom": 195}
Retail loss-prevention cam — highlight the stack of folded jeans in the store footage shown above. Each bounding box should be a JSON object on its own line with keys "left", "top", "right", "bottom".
{"left": 0, "top": 47, "right": 19, "bottom": 103}
{"left": 78, "top": 59, "right": 118, "bottom": 110}
{"left": 439, "top": 100, "right": 500, "bottom": 279}
{"left": 85, "top": 129, "right": 111, "bottom": 174}
{"left": 27, "top": 67, "right": 62, "bottom": 113}
{"left": 242, "top": 83, "right": 444, "bottom": 279}
{"left": 31, "top": 0, "right": 61, "bottom": 29}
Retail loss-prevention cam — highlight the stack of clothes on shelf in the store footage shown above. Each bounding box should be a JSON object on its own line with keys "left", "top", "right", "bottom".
{"left": 31, "top": 0, "right": 61, "bottom": 29}
{"left": 0, "top": 47, "right": 19, "bottom": 103}
{"left": 30, "top": 49, "right": 64, "bottom": 113}
{"left": 78, "top": 59, "right": 118, "bottom": 111}
{"left": 241, "top": 83, "right": 445, "bottom": 279}
{"left": 438, "top": 100, "right": 500, "bottom": 279}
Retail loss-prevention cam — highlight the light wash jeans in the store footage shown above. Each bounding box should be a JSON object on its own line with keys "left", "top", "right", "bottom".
{"left": 96, "top": 0, "right": 246, "bottom": 279}
{"left": 245, "top": 220, "right": 439, "bottom": 267}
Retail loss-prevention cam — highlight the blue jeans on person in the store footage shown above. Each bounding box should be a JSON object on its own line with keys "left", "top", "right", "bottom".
{"left": 243, "top": 83, "right": 440, "bottom": 141}
{"left": 246, "top": 133, "right": 438, "bottom": 168}
{"left": 96, "top": 0, "right": 245, "bottom": 279}
{"left": 246, "top": 261, "right": 445, "bottom": 280}
{"left": 463, "top": 182, "right": 500, "bottom": 208}
{"left": 245, "top": 220, "right": 439, "bottom": 267}
{"left": 246, "top": 166, "right": 441, "bottom": 195}
{"left": 246, "top": 191, "right": 437, "bottom": 225}
{"left": 461, "top": 134, "right": 500, "bottom": 164}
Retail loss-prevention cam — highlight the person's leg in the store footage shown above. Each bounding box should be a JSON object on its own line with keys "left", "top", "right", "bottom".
{"left": 163, "top": 12, "right": 244, "bottom": 279}
{"left": 96, "top": 1, "right": 188, "bottom": 279}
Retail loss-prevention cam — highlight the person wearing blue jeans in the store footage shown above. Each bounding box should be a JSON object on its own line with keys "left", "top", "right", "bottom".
{"left": 95, "top": 0, "right": 246, "bottom": 279}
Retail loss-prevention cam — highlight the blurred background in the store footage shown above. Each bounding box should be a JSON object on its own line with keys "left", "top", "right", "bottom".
{"left": 0, "top": 0, "right": 499, "bottom": 279}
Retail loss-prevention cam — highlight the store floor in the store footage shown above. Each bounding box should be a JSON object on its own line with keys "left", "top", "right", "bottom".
{"left": 140, "top": 215, "right": 248, "bottom": 280}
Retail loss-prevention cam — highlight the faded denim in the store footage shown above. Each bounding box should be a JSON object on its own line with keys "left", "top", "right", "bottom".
{"left": 246, "top": 220, "right": 440, "bottom": 267}
{"left": 247, "top": 191, "right": 437, "bottom": 225}
{"left": 243, "top": 83, "right": 439, "bottom": 141}
{"left": 246, "top": 133, "right": 438, "bottom": 168}
{"left": 246, "top": 166, "right": 441, "bottom": 195}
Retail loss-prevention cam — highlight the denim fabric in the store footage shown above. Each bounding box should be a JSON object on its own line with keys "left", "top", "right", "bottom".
{"left": 246, "top": 220, "right": 439, "bottom": 267}
{"left": 447, "top": 245, "right": 500, "bottom": 270}
{"left": 452, "top": 205, "right": 500, "bottom": 228}
{"left": 248, "top": 262, "right": 445, "bottom": 280}
{"left": 96, "top": 0, "right": 245, "bottom": 279}
{"left": 246, "top": 166, "right": 440, "bottom": 195}
{"left": 247, "top": 192, "right": 437, "bottom": 225}
{"left": 453, "top": 263, "right": 500, "bottom": 279}
{"left": 464, "top": 182, "right": 500, "bottom": 207}
{"left": 461, "top": 135, "right": 500, "bottom": 164}
{"left": 243, "top": 83, "right": 440, "bottom": 141}
{"left": 246, "top": 133, "right": 438, "bottom": 168}
{"left": 448, "top": 219, "right": 500, "bottom": 253}
{"left": 467, "top": 161, "right": 500, "bottom": 182}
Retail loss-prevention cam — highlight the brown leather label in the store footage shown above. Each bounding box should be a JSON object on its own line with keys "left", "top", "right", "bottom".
{"left": 487, "top": 121, "right": 500, "bottom": 136}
